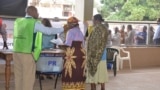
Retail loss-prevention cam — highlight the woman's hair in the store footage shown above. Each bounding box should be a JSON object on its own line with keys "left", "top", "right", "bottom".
{"left": 93, "top": 14, "right": 104, "bottom": 22}
{"left": 42, "top": 18, "right": 52, "bottom": 27}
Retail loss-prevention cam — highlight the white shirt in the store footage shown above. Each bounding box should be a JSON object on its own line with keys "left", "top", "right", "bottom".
{"left": 26, "top": 15, "right": 64, "bottom": 35}
{"left": 112, "top": 32, "right": 121, "bottom": 46}
{"left": 153, "top": 25, "right": 160, "bottom": 40}
{"left": 34, "top": 21, "right": 64, "bottom": 35}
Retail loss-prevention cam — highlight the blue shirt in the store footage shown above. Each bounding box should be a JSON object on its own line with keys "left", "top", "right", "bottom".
{"left": 42, "top": 34, "right": 56, "bottom": 49}
{"left": 136, "top": 31, "right": 147, "bottom": 45}
{"left": 34, "top": 21, "right": 63, "bottom": 35}
{"left": 101, "top": 49, "right": 107, "bottom": 61}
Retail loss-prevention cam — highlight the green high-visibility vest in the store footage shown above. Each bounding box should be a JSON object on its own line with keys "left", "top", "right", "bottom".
{"left": 33, "top": 32, "right": 42, "bottom": 61}
{"left": 13, "top": 18, "right": 42, "bottom": 61}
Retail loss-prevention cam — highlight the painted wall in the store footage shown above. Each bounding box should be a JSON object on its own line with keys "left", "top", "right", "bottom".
{"left": 122, "top": 47, "right": 160, "bottom": 69}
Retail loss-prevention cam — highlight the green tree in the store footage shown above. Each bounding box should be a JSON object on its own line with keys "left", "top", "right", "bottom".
{"left": 100, "top": 0, "right": 160, "bottom": 21}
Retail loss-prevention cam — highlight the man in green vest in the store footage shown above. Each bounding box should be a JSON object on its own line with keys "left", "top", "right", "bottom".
{"left": 13, "top": 6, "right": 64, "bottom": 90}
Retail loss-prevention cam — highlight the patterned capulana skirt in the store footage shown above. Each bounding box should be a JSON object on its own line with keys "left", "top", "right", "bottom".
{"left": 62, "top": 41, "right": 86, "bottom": 90}
{"left": 85, "top": 60, "right": 108, "bottom": 84}
{"left": 86, "top": 49, "right": 108, "bottom": 84}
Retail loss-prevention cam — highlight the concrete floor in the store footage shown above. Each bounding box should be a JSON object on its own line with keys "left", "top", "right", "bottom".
{"left": 0, "top": 67, "right": 160, "bottom": 90}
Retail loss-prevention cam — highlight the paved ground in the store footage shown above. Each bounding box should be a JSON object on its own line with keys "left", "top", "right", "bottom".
{"left": 0, "top": 67, "right": 160, "bottom": 90}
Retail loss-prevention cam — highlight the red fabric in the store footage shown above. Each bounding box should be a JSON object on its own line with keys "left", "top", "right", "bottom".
{"left": 0, "top": 18, "right": 2, "bottom": 28}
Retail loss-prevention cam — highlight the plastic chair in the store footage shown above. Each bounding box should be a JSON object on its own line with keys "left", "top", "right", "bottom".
{"left": 111, "top": 46, "right": 132, "bottom": 70}
{"left": 106, "top": 48, "right": 119, "bottom": 76}
{"left": 119, "top": 47, "right": 132, "bottom": 70}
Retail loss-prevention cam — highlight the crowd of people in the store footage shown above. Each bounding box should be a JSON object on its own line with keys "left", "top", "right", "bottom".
{"left": 105, "top": 24, "right": 156, "bottom": 47}
{"left": 1, "top": 5, "right": 159, "bottom": 90}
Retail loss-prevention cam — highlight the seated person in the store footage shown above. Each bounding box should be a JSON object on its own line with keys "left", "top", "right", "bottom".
{"left": 40, "top": 18, "right": 58, "bottom": 80}
{"left": 42, "top": 18, "right": 57, "bottom": 49}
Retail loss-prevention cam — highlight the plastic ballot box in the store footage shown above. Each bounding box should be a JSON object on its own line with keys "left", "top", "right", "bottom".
{"left": 36, "top": 53, "right": 64, "bottom": 72}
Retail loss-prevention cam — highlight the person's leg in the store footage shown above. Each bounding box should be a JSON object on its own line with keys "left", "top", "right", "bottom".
{"left": 22, "top": 53, "right": 36, "bottom": 90}
{"left": 91, "top": 83, "right": 96, "bottom": 90}
{"left": 97, "top": 60, "right": 108, "bottom": 90}
{"left": 13, "top": 53, "right": 23, "bottom": 90}
{"left": 100, "top": 83, "right": 105, "bottom": 90}
{"left": 4, "top": 41, "right": 8, "bottom": 49}
{"left": 46, "top": 75, "right": 53, "bottom": 79}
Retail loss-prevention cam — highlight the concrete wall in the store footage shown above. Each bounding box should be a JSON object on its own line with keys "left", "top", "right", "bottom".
{"left": 122, "top": 47, "right": 160, "bottom": 69}
{"left": 0, "top": 47, "right": 160, "bottom": 73}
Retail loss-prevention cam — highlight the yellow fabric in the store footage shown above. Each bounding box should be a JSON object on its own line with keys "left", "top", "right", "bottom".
{"left": 88, "top": 25, "right": 93, "bottom": 35}
{"left": 86, "top": 60, "right": 108, "bottom": 84}
{"left": 86, "top": 23, "right": 108, "bottom": 76}
{"left": 62, "top": 82, "right": 85, "bottom": 90}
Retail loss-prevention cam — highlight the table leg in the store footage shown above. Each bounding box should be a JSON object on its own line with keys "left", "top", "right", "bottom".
{"left": 5, "top": 55, "right": 12, "bottom": 90}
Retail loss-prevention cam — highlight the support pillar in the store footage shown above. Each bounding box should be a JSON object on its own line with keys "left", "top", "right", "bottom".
{"left": 75, "top": 0, "right": 94, "bottom": 35}
{"left": 75, "top": 0, "right": 94, "bottom": 21}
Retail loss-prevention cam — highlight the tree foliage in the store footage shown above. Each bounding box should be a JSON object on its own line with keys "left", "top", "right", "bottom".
{"left": 100, "top": 0, "right": 160, "bottom": 21}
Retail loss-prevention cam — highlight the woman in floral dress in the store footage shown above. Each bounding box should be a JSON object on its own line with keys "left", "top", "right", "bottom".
{"left": 62, "top": 17, "right": 86, "bottom": 90}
